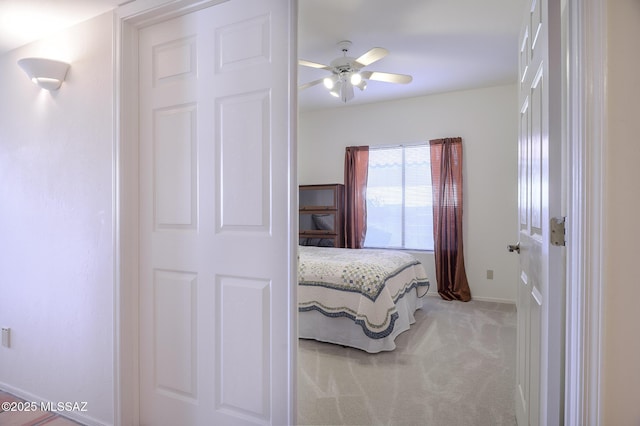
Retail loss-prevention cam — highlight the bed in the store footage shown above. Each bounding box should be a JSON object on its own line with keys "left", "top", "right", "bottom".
{"left": 298, "top": 245, "right": 430, "bottom": 353}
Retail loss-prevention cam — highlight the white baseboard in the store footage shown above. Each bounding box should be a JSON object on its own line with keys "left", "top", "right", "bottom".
{"left": 425, "top": 291, "right": 516, "bottom": 305}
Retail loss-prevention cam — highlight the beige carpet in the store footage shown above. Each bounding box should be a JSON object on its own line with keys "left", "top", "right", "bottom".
{"left": 298, "top": 296, "right": 517, "bottom": 426}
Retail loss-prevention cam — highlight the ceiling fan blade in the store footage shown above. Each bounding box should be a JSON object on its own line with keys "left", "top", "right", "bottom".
{"left": 354, "top": 47, "right": 388, "bottom": 67}
{"left": 299, "top": 78, "right": 325, "bottom": 91}
{"left": 298, "top": 59, "right": 331, "bottom": 70}
{"left": 361, "top": 71, "right": 413, "bottom": 84}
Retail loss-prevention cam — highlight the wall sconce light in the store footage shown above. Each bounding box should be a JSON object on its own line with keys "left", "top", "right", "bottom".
{"left": 17, "top": 58, "right": 70, "bottom": 91}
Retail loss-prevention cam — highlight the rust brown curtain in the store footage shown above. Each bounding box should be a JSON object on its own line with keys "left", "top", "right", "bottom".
{"left": 344, "top": 146, "right": 369, "bottom": 248}
{"left": 430, "top": 137, "right": 471, "bottom": 301}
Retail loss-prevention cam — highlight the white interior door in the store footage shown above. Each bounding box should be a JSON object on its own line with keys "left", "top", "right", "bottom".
{"left": 137, "top": 1, "right": 296, "bottom": 424}
{"left": 515, "top": 0, "right": 564, "bottom": 425}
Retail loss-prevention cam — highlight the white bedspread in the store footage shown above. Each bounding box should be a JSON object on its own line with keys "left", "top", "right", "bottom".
{"left": 298, "top": 246, "right": 429, "bottom": 345}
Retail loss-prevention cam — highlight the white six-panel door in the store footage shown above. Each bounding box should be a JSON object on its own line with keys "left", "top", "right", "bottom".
{"left": 516, "top": 0, "right": 563, "bottom": 424}
{"left": 137, "top": 1, "right": 295, "bottom": 424}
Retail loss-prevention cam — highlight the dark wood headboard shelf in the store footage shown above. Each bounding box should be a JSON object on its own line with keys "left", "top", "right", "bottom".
{"left": 298, "top": 184, "right": 345, "bottom": 247}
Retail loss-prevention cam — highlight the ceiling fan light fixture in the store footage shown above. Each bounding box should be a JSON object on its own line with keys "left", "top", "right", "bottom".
{"left": 299, "top": 40, "right": 412, "bottom": 104}
{"left": 340, "top": 82, "right": 354, "bottom": 103}
{"left": 329, "top": 81, "right": 342, "bottom": 97}
{"left": 350, "top": 72, "right": 362, "bottom": 86}
{"left": 323, "top": 76, "right": 336, "bottom": 89}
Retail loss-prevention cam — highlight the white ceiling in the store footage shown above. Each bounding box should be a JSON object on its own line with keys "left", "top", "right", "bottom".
{"left": 298, "top": 0, "right": 524, "bottom": 111}
{"left": 0, "top": 0, "right": 124, "bottom": 54}
{"left": 0, "top": 0, "right": 523, "bottom": 112}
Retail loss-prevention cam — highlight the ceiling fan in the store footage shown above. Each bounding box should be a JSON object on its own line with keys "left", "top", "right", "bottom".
{"left": 299, "top": 40, "right": 413, "bottom": 103}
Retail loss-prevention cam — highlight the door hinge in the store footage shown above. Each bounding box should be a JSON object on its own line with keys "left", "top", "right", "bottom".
{"left": 550, "top": 217, "right": 566, "bottom": 246}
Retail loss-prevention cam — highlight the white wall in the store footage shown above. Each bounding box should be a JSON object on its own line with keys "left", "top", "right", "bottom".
{"left": 0, "top": 12, "right": 114, "bottom": 425}
{"left": 602, "top": 0, "right": 640, "bottom": 423}
{"left": 299, "top": 84, "right": 519, "bottom": 303}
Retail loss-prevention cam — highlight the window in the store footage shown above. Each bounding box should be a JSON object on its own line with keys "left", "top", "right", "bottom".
{"left": 363, "top": 144, "right": 434, "bottom": 251}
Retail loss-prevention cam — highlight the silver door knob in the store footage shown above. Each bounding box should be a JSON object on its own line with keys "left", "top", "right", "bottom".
{"left": 507, "top": 243, "right": 520, "bottom": 254}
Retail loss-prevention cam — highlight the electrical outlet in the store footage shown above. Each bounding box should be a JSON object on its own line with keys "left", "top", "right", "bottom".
{"left": 1, "top": 328, "right": 10, "bottom": 348}
{"left": 486, "top": 269, "right": 494, "bottom": 280}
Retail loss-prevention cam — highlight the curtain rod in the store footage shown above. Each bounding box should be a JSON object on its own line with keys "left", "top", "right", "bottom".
{"left": 369, "top": 141, "right": 428, "bottom": 150}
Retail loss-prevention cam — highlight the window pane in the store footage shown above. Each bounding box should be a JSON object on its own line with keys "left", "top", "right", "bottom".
{"left": 365, "top": 148, "right": 403, "bottom": 248}
{"left": 404, "top": 145, "right": 434, "bottom": 250}
{"left": 364, "top": 144, "right": 434, "bottom": 251}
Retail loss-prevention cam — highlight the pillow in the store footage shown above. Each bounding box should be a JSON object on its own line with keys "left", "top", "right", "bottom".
{"left": 312, "top": 214, "right": 333, "bottom": 231}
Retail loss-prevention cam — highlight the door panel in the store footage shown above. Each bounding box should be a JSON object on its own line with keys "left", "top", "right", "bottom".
{"left": 515, "top": 0, "right": 563, "bottom": 424}
{"left": 138, "top": 1, "right": 295, "bottom": 424}
{"left": 516, "top": 94, "right": 530, "bottom": 422}
{"left": 530, "top": 65, "right": 543, "bottom": 234}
